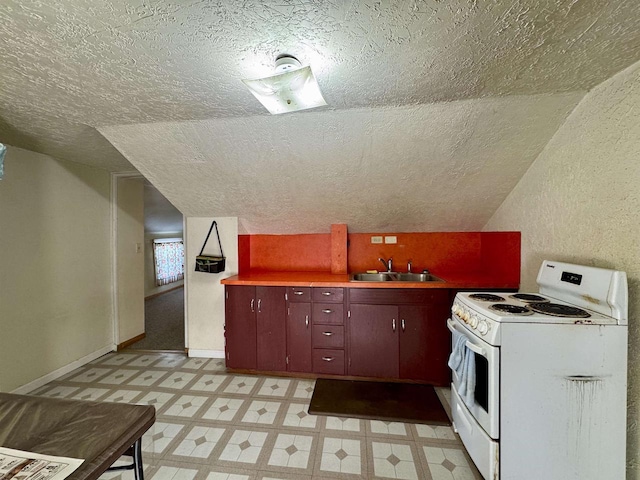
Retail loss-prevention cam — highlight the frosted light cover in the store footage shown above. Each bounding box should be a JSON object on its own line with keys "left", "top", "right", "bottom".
{"left": 242, "top": 66, "right": 327, "bottom": 114}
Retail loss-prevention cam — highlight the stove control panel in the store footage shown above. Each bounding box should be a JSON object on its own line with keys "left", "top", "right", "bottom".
{"left": 452, "top": 302, "right": 491, "bottom": 337}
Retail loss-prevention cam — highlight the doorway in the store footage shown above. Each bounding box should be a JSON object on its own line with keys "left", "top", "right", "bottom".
{"left": 112, "top": 174, "right": 185, "bottom": 351}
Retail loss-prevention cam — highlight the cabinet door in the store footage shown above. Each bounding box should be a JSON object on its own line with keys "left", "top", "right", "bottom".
{"left": 287, "top": 302, "right": 312, "bottom": 372}
{"left": 399, "top": 303, "right": 451, "bottom": 385}
{"left": 398, "top": 305, "right": 430, "bottom": 381}
{"left": 348, "top": 304, "right": 399, "bottom": 378}
{"left": 225, "top": 286, "right": 257, "bottom": 370}
{"left": 256, "top": 286, "right": 287, "bottom": 371}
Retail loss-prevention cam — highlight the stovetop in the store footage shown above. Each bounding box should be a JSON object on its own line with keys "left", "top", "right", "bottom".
{"left": 451, "top": 291, "right": 619, "bottom": 346}
{"left": 457, "top": 292, "right": 614, "bottom": 325}
{"left": 450, "top": 261, "right": 628, "bottom": 345}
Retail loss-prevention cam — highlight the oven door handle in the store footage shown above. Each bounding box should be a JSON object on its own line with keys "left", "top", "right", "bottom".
{"left": 447, "top": 318, "right": 486, "bottom": 356}
{"left": 464, "top": 340, "right": 485, "bottom": 356}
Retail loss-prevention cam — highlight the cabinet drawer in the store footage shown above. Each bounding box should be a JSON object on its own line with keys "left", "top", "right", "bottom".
{"left": 313, "top": 325, "right": 344, "bottom": 348}
{"left": 313, "top": 287, "right": 344, "bottom": 303}
{"left": 287, "top": 287, "right": 311, "bottom": 302}
{"left": 313, "top": 349, "right": 345, "bottom": 375}
{"left": 313, "top": 303, "right": 344, "bottom": 324}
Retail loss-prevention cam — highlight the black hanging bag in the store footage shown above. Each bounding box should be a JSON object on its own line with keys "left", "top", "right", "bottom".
{"left": 195, "top": 221, "right": 226, "bottom": 273}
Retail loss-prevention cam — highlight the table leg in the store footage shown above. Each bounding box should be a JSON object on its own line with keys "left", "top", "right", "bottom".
{"left": 133, "top": 438, "right": 144, "bottom": 480}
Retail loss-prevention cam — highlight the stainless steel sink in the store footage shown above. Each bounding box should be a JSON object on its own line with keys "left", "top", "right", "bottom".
{"left": 396, "top": 273, "right": 445, "bottom": 282}
{"left": 351, "top": 272, "right": 445, "bottom": 282}
{"left": 351, "top": 273, "right": 396, "bottom": 282}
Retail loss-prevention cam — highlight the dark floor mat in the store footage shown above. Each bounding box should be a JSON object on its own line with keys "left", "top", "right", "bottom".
{"left": 308, "top": 378, "right": 450, "bottom": 425}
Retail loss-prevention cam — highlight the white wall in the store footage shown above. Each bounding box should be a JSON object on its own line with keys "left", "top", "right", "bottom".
{"left": 0, "top": 147, "right": 113, "bottom": 392}
{"left": 184, "top": 217, "right": 238, "bottom": 356}
{"left": 484, "top": 60, "right": 640, "bottom": 477}
{"left": 116, "top": 176, "right": 145, "bottom": 344}
{"left": 144, "top": 231, "right": 184, "bottom": 297}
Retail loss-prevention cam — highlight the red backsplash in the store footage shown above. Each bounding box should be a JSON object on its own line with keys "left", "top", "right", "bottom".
{"left": 240, "top": 233, "right": 332, "bottom": 272}
{"left": 347, "top": 232, "right": 482, "bottom": 274}
{"left": 239, "top": 230, "right": 520, "bottom": 278}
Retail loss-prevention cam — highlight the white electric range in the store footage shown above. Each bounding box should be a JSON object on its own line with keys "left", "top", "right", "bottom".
{"left": 448, "top": 260, "right": 628, "bottom": 480}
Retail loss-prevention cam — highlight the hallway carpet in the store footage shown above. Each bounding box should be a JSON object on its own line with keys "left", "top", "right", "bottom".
{"left": 128, "top": 287, "right": 185, "bottom": 351}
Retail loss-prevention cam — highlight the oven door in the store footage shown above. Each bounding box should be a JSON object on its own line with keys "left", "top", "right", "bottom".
{"left": 447, "top": 316, "right": 500, "bottom": 439}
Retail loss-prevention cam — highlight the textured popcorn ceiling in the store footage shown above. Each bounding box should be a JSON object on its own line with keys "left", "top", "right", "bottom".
{"left": 2, "top": 0, "right": 640, "bottom": 231}
{"left": 101, "top": 94, "right": 581, "bottom": 233}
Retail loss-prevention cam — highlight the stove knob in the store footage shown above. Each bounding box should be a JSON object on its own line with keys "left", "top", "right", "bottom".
{"left": 478, "top": 320, "right": 489, "bottom": 335}
{"left": 462, "top": 311, "right": 470, "bottom": 323}
{"left": 469, "top": 315, "right": 479, "bottom": 328}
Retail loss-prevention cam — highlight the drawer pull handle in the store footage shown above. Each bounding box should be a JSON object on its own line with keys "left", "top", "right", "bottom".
{"left": 294, "top": 291, "right": 304, "bottom": 295}
{"left": 305, "top": 315, "right": 309, "bottom": 328}
{"left": 322, "top": 292, "right": 332, "bottom": 296}
{"left": 322, "top": 309, "right": 333, "bottom": 314}
{"left": 392, "top": 318, "right": 396, "bottom": 332}
{"left": 322, "top": 356, "right": 334, "bottom": 362}
{"left": 322, "top": 331, "right": 333, "bottom": 336}
{"left": 401, "top": 318, "right": 405, "bottom": 332}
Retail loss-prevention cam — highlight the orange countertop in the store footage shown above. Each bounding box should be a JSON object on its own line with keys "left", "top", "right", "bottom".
{"left": 220, "top": 271, "right": 519, "bottom": 290}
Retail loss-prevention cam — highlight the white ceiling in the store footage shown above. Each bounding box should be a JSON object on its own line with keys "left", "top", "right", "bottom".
{"left": 144, "top": 181, "right": 183, "bottom": 234}
{"left": 2, "top": 0, "right": 640, "bottom": 233}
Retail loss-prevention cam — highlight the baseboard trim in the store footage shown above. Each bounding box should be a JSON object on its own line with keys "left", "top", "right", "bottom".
{"left": 117, "top": 333, "right": 145, "bottom": 350}
{"left": 11, "top": 345, "right": 116, "bottom": 394}
{"left": 188, "top": 349, "right": 225, "bottom": 359}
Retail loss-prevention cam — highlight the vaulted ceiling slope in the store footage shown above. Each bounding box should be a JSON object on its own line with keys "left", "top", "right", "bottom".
{"left": 101, "top": 94, "right": 582, "bottom": 234}
{"left": 2, "top": 1, "right": 640, "bottom": 231}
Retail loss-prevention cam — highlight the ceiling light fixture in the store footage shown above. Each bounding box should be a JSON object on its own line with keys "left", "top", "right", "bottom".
{"left": 242, "top": 54, "right": 327, "bottom": 115}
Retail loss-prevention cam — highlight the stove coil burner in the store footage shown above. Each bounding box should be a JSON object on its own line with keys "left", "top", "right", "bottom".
{"left": 527, "top": 302, "right": 591, "bottom": 318}
{"left": 510, "top": 293, "right": 549, "bottom": 303}
{"left": 469, "top": 294, "right": 506, "bottom": 302}
{"left": 489, "top": 304, "right": 533, "bottom": 316}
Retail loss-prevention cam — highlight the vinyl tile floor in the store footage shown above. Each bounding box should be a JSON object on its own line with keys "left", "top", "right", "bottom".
{"left": 29, "top": 351, "right": 482, "bottom": 480}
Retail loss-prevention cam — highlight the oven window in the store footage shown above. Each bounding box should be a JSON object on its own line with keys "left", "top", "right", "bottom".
{"left": 474, "top": 353, "right": 489, "bottom": 412}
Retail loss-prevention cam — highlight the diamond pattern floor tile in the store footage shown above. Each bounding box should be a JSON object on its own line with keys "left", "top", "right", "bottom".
{"left": 27, "top": 351, "right": 482, "bottom": 480}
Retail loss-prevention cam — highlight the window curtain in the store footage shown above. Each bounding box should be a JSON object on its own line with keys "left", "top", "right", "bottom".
{"left": 153, "top": 239, "right": 184, "bottom": 286}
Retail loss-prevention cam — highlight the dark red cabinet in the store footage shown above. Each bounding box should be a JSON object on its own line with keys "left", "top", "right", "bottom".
{"left": 226, "top": 284, "right": 449, "bottom": 385}
{"left": 224, "top": 285, "right": 257, "bottom": 369}
{"left": 286, "top": 302, "right": 312, "bottom": 372}
{"left": 256, "top": 286, "right": 287, "bottom": 371}
{"left": 224, "top": 285, "right": 286, "bottom": 371}
{"left": 348, "top": 304, "right": 399, "bottom": 378}
{"left": 347, "top": 289, "right": 450, "bottom": 385}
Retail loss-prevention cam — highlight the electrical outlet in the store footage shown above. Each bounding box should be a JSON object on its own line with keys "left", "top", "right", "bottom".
{"left": 385, "top": 236, "right": 397, "bottom": 244}
{"left": 371, "top": 236, "right": 383, "bottom": 244}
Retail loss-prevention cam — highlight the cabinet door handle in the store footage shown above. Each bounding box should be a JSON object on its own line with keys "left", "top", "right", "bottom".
{"left": 322, "top": 292, "right": 332, "bottom": 296}
{"left": 322, "top": 356, "right": 334, "bottom": 362}
{"left": 257, "top": 299, "right": 262, "bottom": 313}
{"left": 322, "top": 331, "right": 333, "bottom": 336}
{"left": 305, "top": 315, "right": 309, "bottom": 328}
{"left": 322, "top": 309, "right": 333, "bottom": 314}
{"left": 401, "top": 318, "right": 405, "bottom": 332}
{"left": 294, "top": 291, "right": 304, "bottom": 295}
{"left": 392, "top": 318, "right": 396, "bottom": 332}
{"left": 250, "top": 299, "right": 255, "bottom": 313}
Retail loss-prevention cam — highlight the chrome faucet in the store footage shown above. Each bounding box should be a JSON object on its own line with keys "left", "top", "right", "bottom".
{"left": 378, "top": 257, "right": 393, "bottom": 272}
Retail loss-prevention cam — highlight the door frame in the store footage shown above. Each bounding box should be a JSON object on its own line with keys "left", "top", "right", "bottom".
{"left": 110, "top": 171, "right": 143, "bottom": 347}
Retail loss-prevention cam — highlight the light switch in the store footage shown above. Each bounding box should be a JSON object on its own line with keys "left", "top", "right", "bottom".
{"left": 371, "top": 236, "right": 383, "bottom": 244}
{"left": 385, "top": 236, "right": 397, "bottom": 244}
{"left": 136, "top": 243, "right": 142, "bottom": 253}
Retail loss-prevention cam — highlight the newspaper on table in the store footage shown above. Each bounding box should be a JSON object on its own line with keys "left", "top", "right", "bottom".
{"left": 0, "top": 448, "right": 83, "bottom": 480}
